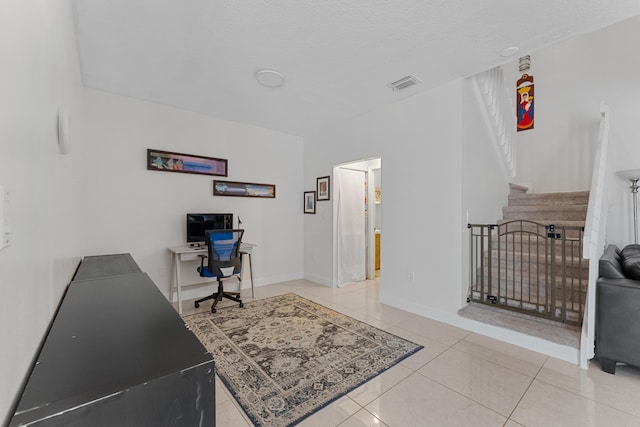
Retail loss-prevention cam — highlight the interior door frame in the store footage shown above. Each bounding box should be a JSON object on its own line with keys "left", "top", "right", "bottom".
{"left": 332, "top": 157, "right": 381, "bottom": 286}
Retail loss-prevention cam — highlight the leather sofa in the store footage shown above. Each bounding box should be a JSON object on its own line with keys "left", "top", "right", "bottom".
{"left": 596, "top": 244, "right": 640, "bottom": 374}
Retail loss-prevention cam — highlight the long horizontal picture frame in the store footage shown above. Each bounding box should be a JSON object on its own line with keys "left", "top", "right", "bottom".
{"left": 213, "top": 180, "right": 276, "bottom": 198}
{"left": 147, "top": 149, "right": 228, "bottom": 177}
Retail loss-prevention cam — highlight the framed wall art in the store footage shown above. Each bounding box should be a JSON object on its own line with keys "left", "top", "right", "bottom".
{"left": 304, "top": 191, "right": 316, "bottom": 214}
{"left": 147, "top": 149, "right": 228, "bottom": 176}
{"left": 213, "top": 180, "right": 276, "bottom": 198}
{"left": 316, "top": 176, "right": 330, "bottom": 201}
{"left": 516, "top": 74, "right": 534, "bottom": 132}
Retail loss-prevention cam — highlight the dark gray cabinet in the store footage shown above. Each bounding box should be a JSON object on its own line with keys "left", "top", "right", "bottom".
{"left": 8, "top": 254, "right": 215, "bottom": 426}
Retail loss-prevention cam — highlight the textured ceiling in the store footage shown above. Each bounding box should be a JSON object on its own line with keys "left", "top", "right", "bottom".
{"left": 71, "top": 0, "right": 640, "bottom": 137}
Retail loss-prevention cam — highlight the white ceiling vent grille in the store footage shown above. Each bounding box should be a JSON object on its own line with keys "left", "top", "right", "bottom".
{"left": 388, "top": 75, "right": 420, "bottom": 91}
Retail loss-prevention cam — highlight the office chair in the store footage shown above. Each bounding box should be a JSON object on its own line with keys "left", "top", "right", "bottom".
{"left": 194, "top": 229, "right": 245, "bottom": 313}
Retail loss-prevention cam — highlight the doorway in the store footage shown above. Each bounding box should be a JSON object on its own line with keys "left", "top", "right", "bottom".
{"left": 332, "top": 157, "right": 381, "bottom": 287}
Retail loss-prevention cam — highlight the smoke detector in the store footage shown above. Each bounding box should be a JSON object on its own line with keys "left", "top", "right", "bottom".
{"left": 255, "top": 69, "right": 286, "bottom": 87}
{"left": 387, "top": 75, "right": 420, "bottom": 91}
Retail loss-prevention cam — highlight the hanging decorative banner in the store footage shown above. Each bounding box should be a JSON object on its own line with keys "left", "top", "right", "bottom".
{"left": 516, "top": 74, "right": 534, "bottom": 132}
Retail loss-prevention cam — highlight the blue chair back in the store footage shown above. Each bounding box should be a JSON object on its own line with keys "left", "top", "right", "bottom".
{"left": 204, "top": 229, "right": 244, "bottom": 277}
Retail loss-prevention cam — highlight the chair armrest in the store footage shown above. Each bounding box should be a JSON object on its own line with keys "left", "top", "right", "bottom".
{"left": 198, "top": 254, "right": 207, "bottom": 272}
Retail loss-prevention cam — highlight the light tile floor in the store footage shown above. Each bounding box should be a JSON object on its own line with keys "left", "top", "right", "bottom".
{"left": 177, "top": 278, "right": 640, "bottom": 427}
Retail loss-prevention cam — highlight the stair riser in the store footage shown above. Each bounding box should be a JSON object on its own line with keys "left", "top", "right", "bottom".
{"left": 471, "top": 282, "right": 586, "bottom": 305}
{"left": 472, "top": 292, "right": 584, "bottom": 313}
{"left": 493, "top": 221, "right": 585, "bottom": 237}
{"left": 483, "top": 253, "right": 589, "bottom": 273}
{"left": 475, "top": 271, "right": 588, "bottom": 289}
{"left": 508, "top": 194, "right": 589, "bottom": 207}
{"left": 479, "top": 263, "right": 589, "bottom": 280}
{"left": 470, "top": 292, "right": 584, "bottom": 322}
{"left": 503, "top": 210, "right": 588, "bottom": 222}
{"left": 487, "top": 239, "right": 587, "bottom": 258}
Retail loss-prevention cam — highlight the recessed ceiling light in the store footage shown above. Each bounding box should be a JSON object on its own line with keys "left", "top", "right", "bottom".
{"left": 500, "top": 46, "right": 520, "bottom": 57}
{"left": 255, "top": 69, "right": 286, "bottom": 87}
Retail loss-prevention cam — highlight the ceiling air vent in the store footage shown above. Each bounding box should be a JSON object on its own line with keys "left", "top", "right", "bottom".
{"left": 387, "top": 75, "right": 420, "bottom": 91}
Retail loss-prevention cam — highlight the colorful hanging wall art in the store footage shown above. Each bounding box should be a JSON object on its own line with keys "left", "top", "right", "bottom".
{"left": 516, "top": 74, "right": 534, "bottom": 132}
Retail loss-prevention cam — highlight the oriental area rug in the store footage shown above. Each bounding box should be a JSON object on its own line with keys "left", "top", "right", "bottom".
{"left": 184, "top": 293, "right": 423, "bottom": 427}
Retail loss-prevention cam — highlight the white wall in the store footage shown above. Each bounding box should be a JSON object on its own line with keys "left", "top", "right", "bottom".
{"left": 0, "top": 0, "right": 83, "bottom": 420}
{"left": 504, "top": 15, "right": 640, "bottom": 195}
{"left": 304, "top": 80, "right": 465, "bottom": 316}
{"left": 3, "top": 5, "right": 638, "bottom": 420}
{"left": 302, "top": 13, "right": 640, "bottom": 357}
{"left": 461, "top": 79, "right": 511, "bottom": 225}
{"left": 0, "top": 2, "right": 304, "bottom": 421}
{"left": 502, "top": 15, "right": 640, "bottom": 247}
{"left": 73, "top": 89, "right": 304, "bottom": 299}
{"left": 460, "top": 77, "right": 513, "bottom": 304}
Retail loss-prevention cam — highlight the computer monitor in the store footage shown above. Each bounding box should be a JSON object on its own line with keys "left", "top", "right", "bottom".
{"left": 186, "top": 213, "right": 233, "bottom": 245}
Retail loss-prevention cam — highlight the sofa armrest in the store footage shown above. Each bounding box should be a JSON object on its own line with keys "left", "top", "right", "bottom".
{"left": 599, "top": 245, "right": 625, "bottom": 279}
{"left": 596, "top": 277, "right": 640, "bottom": 369}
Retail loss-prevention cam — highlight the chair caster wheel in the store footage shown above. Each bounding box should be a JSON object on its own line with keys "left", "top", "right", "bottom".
{"left": 211, "top": 307, "right": 217, "bottom": 314}
{"left": 194, "top": 302, "right": 200, "bottom": 308}
{"left": 239, "top": 302, "right": 244, "bottom": 308}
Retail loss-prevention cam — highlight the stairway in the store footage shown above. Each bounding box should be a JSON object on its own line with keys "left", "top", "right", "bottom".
{"left": 473, "top": 184, "right": 590, "bottom": 325}
{"left": 502, "top": 183, "right": 589, "bottom": 225}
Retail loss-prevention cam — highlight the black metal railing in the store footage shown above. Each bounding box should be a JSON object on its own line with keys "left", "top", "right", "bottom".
{"left": 468, "top": 220, "right": 586, "bottom": 325}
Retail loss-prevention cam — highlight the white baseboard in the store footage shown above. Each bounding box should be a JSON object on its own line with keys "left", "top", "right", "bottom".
{"left": 304, "top": 272, "right": 333, "bottom": 287}
{"left": 381, "top": 295, "right": 580, "bottom": 365}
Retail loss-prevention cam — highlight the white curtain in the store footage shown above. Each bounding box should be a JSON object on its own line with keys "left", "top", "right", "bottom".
{"left": 336, "top": 168, "right": 366, "bottom": 287}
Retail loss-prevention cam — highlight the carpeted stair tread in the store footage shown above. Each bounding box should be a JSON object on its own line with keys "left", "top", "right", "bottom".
{"left": 508, "top": 191, "right": 590, "bottom": 206}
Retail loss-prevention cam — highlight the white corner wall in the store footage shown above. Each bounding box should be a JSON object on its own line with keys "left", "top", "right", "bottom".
{"left": 502, "top": 15, "right": 640, "bottom": 247}
{"left": 0, "top": 2, "right": 305, "bottom": 421}
{"left": 73, "top": 88, "right": 305, "bottom": 298}
{"left": 461, "top": 79, "right": 511, "bottom": 225}
{"left": 304, "top": 80, "right": 465, "bottom": 317}
{"left": 0, "top": 1, "right": 83, "bottom": 421}
{"left": 504, "top": 15, "right": 640, "bottom": 195}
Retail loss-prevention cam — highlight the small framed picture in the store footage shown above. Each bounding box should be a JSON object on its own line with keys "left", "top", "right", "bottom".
{"left": 213, "top": 180, "right": 276, "bottom": 198}
{"left": 304, "top": 191, "right": 316, "bottom": 214}
{"left": 147, "top": 149, "right": 227, "bottom": 177}
{"left": 316, "top": 176, "right": 330, "bottom": 201}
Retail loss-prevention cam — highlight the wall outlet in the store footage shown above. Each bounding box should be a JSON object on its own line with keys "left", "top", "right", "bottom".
{"left": 407, "top": 271, "right": 415, "bottom": 281}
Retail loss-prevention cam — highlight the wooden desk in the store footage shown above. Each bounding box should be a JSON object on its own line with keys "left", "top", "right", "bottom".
{"left": 169, "top": 242, "right": 255, "bottom": 315}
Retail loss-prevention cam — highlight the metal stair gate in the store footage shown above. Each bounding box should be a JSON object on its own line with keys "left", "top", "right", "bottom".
{"left": 468, "top": 220, "right": 586, "bottom": 325}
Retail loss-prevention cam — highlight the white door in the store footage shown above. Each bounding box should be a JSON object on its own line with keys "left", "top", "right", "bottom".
{"left": 335, "top": 168, "right": 366, "bottom": 287}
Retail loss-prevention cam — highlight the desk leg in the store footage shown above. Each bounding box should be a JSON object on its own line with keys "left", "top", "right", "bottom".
{"left": 174, "top": 254, "right": 183, "bottom": 315}
{"left": 241, "top": 252, "right": 255, "bottom": 298}
{"left": 248, "top": 253, "right": 254, "bottom": 298}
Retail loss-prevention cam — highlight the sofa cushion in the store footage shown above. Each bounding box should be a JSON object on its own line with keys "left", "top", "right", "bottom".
{"left": 599, "top": 245, "right": 626, "bottom": 279}
{"left": 620, "top": 244, "right": 640, "bottom": 259}
{"left": 623, "top": 253, "right": 640, "bottom": 281}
